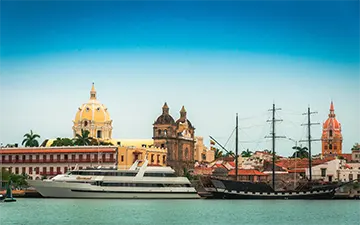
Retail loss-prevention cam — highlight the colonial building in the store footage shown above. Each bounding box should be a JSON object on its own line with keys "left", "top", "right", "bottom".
{"left": 194, "top": 137, "right": 215, "bottom": 163}
{"left": 117, "top": 146, "right": 167, "bottom": 169}
{"left": 152, "top": 103, "right": 195, "bottom": 175}
{"left": 321, "top": 101, "right": 343, "bottom": 157}
{"left": 0, "top": 146, "right": 117, "bottom": 180}
{"left": 72, "top": 83, "right": 113, "bottom": 141}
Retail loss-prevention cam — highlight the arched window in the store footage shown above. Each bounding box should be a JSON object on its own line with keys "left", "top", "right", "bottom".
{"left": 329, "top": 144, "right": 333, "bottom": 150}
{"left": 84, "top": 121, "right": 88, "bottom": 127}
{"left": 329, "top": 130, "right": 333, "bottom": 137}
{"left": 97, "top": 130, "right": 102, "bottom": 138}
{"left": 184, "top": 148, "right": 189, "bottom": 160}
{"left": 158, "top": 129, "right": 161, "bottom": 135}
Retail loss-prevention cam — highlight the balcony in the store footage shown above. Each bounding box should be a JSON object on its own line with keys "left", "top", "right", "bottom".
{"left": 40, "top": 171, "right": 62, "bottom": 176}
{"left": 1, "top": 158, "right": 116, "bottom": 164}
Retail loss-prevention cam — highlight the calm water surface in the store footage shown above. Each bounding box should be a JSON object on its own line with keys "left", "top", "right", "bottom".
{"left": 0, "top": 199, "right": 359, "bottom": 225}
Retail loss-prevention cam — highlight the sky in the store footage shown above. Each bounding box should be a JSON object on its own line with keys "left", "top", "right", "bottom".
{"left": 0, "top": 1, "right": 359, "bottom": 156}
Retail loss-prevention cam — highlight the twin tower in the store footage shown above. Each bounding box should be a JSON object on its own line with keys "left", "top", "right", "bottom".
{"left": 152, "top": 103, "right": 196, "bottom": 173}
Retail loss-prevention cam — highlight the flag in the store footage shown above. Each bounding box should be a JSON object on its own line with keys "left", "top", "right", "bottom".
{"left": 210, "top": 146, "right": 217, "bottom": 151}
{"left": 210, "top": 140, "right": 215, "bottom": 145}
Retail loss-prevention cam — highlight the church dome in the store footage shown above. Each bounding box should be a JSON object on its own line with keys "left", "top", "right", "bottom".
{"left": 74, "top": 83, "right": 111, "bottom": 125}
{"left": 154, "top": 102, "right": 175, "bottom": 125}
{"left": 322, "top": 101, "right": 341, "bottom": 131}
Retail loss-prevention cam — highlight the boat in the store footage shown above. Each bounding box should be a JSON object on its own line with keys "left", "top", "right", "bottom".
{"left": 201, "top": 104, "right": 341, "bottom": 200}
{"left": 27, "top": 158, "right": 199, "bottom": 199}
{"left": 2, "top": 181, "right": 17, "bottom": 202}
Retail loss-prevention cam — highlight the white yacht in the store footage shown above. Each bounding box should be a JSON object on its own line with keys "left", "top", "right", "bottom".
{"left": 27, "top": 159, "right": 199, "bottom": 199}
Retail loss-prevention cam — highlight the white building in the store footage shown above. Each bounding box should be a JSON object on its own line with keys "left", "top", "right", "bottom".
{"left": 306, "top": 159, "right": 360, "bottom": 182}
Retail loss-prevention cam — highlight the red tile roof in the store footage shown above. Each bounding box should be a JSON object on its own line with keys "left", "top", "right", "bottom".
{"left": 276, "top": 157, "right": 335, "bottom": 170}
{"left": 228, "top": 169, "right": 268, "bottom": 176}
{"left": 339, "top": 154, "right": 352, "bottom": 162}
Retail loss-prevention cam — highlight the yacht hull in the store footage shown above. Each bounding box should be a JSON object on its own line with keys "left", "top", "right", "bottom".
{"left": 28, "top": 180, "right": 200, "bottom": 199}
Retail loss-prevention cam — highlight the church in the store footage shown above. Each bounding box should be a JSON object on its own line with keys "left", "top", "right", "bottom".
{"left": 153, "top": 103, "right": 196, "bottom": 175}
{"left": 321, "top": 101, "right": 343, "bottom": 157}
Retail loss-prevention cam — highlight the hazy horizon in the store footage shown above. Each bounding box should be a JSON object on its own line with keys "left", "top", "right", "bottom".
{"left": 1, "top": 1, "right": 359, "bottom": 156}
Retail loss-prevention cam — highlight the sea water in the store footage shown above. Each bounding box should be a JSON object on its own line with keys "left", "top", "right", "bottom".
{"left": 0, "top": 199, "right": 359, "bottom": 225}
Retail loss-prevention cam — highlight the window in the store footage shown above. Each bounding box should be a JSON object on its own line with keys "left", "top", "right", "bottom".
{"left": 79, "top": 154, "right": 83, "bottom": 161}
{"left": 121, "top": 155, "right": 124, "bottom": 162}
{"left": 97, "top": 130, "right": 102, "bottom": 138}
{"left": 43, "top": 167, "right": 47, "bottom": 174}
{"left": 325, "top": 145, "right": 328, "bottom": 150}
{"left": 349, "top": 174, "right": 353, "bottom": 181}
{"left": 202, "top": 154, "right": 206, "bottom": 161}
{"left": 29, "top": 155, "right": 33, "bottom": 161}
{"left": 151, "top": 154, "right": 154, "bottom": 163}
{"left": 35, "top": 167, "right": 39, "bottom": 174}
{"left": 158, "top": 129, "right": 161, "bottom": 135}
{"left": 334, "top": 145, "right": 337, "bottom": 150}
{"left": 29, "top": 167, "right": 33, "bottom": 174}
{"left": 64, "top": 167, "right": 68, "bottom": 173}
{"left": 15, "top": 155, "right": 19, "bottom": 161}
{"left": 57, "top": 167, "right": 61, "bottom": 173}
{"left": 357, "top": 174, "right": 360, "bottom": 180}
{"left": 72, "top": 154, "right": 75, "bottom": 161}
{"left": 15, "top": 167, "right": 19, "bottom": 174}
{"left": 22, "top": 167, "right": 26, "bottom": 174}
{"left": 329, "top": 130, "right": 333, "bottom": 137}
{"left": 22, "top": 155, "right": 25, "bottom": 161}
{"left": 84, "top": 121, "right": 88, "bottom": 126}
{"left": 321, "top": 168, "right": 327, "bottom": 177}
{"left": 2, "top": 155, "right": 5, "bottom": 161}
{"left": 163, "top": 155, "right": 166, "bottom": 164}
{"left": 329, "top": 144, "right": 333, "bottom": 150}
{"left": 157, "top": 154, "right": 160, "bottom": 163}
{"left": 50, "top": 167, "right": 53, "bottom": 174}
{"left": 161, "top": 143, "right": 165, "bottom": 148}
{"left": 64, "top": 155, "right": 68, "bottom": 160}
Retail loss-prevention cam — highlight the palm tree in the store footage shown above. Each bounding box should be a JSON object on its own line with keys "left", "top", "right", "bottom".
{"left": 241, "top": 149, "right": 253, "bottom": 157}
{"left": 292, "top": 146, "right": 309, "bottom": 158}
{"left": 73, "top": 129, "right": 92, "bottom": 146}
{"left": 214, "top": 148, "right": 223, "bottom": 159}
{"left": 224, "top": 151, "right": 235, "bottom": 158}
{"left": 22, "top": 130, "right": 40, "bottom": 147}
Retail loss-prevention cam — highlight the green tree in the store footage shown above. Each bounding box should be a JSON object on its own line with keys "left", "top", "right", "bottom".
{"left": 241, "top": 149, "right": 253, "bottom": 157}
{"left": 214, "top": 148, "right": 223, "bottom": 159}
{"left": 224, "top": 151, "right": 235, "bottom": 157}
{"left": 51, "top": 138, "right": 74, "bottom": 147}
{"left": 351, "top": 143, "right": 360, "bottom": 151}
{"left": 292, "top": 146, "right": 309, "bottom": 158}
{"left": 22, "top": 130, "right": 40, "bottom": 147}
{"left": 73, "top": 129, "right": 92, "bottom": 146}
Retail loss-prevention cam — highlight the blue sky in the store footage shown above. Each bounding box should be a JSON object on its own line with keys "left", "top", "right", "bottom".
{"left": 0, "top": 1, "right": 359, "bottom": 155}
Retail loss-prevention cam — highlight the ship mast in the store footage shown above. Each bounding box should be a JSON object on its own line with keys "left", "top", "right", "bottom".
{"left": 235, "top": 113, "right": 239, "bottom": 181}
{"left": 266, "top": 103, "right": 285, "bottom": 190}
{"left": 300, "top": 106, "right": 320, "bottom": 181}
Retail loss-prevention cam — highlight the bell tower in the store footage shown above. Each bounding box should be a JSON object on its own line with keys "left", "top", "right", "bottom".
{"left": 321, "top": 101, "right": 343, "bottom": 156}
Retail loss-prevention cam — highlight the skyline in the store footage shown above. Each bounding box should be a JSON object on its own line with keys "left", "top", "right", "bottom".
{"left": 0, "top": 1, "right": 359, "bottom": 156}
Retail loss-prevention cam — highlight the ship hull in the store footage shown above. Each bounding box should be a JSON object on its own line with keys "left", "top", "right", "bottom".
{"left": 28, "top": 180, "right": 200, "bottom": 199}
{"left": 203, "top": 178, "right": 336, "bottom": 200}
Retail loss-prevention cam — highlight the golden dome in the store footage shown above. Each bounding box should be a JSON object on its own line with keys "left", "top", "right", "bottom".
{"left": 74, "top": 83, "right": 111, "bottom": 124}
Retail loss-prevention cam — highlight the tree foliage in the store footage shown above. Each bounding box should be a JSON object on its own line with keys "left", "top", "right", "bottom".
{"left": 22, "top": 130, "right": 40, "bottom": 147}
{"left": 241, "top": 149, "right": 253, "bottom": 157}
{"left": 291, "top": 146, "right": 309, "bottom": 159}
{"left": 214, "top": 148, "right": 223, "bottom": 159}
{"left": 73, "top": 129, "right": 92, "bottom": 146}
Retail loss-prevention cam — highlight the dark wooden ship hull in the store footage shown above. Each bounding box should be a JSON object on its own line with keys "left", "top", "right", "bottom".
{"left": 202, "top": 178, "right": 337, "bottom": 200}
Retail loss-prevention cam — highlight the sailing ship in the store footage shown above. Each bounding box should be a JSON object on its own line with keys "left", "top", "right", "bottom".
{"left": 200, "top": 104, "right": 343, "bottom": 200}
